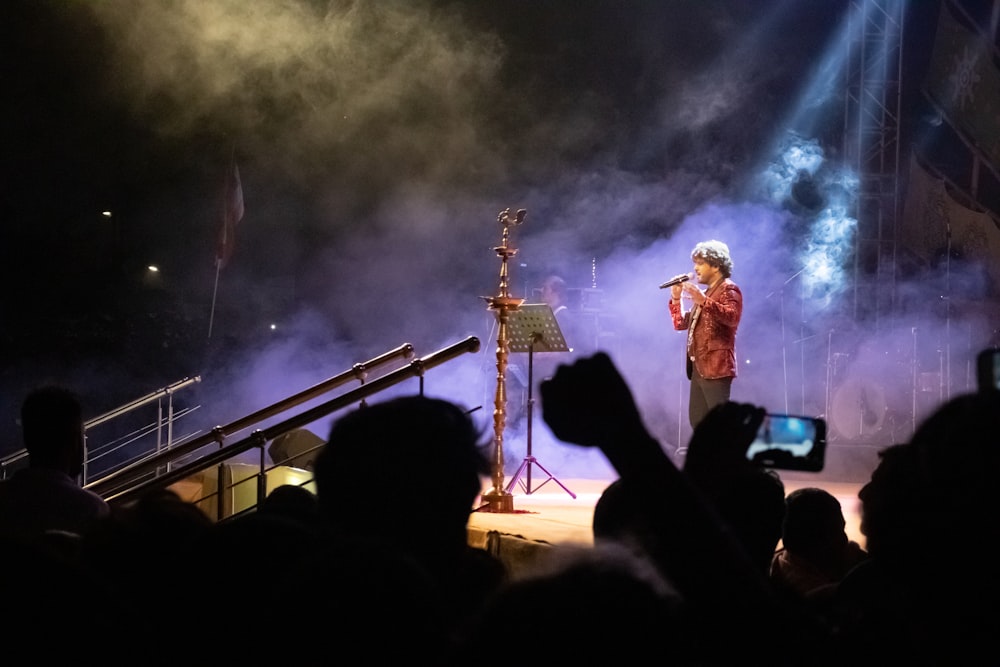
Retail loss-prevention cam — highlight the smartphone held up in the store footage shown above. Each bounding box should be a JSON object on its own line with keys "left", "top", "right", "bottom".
{"left": 745, "top": 413, "right": 827, "bottom": 472}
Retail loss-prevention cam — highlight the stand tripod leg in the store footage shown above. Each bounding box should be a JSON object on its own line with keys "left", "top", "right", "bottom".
{"left": 506, "top": 456, "right": 576, "bottom": 498}
{"left": 506, "top": 456, "right": 532, "bottom": 494}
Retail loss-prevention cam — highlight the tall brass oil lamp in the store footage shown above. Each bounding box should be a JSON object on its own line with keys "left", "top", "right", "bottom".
{"left": 479, "top": 207, "right": 525, "bottom": 512}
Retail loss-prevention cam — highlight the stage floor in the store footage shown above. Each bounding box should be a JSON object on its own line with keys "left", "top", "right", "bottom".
{"left": 467, "top": 473, "right": 865, "bottom": 574}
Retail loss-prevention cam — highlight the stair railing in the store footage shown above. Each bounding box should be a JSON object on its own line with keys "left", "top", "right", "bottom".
{"left": 85, "top": 342, "right": 417, "bottom": 498}
{"left": 93, "top": 336, "right": 480, "bottom": 509}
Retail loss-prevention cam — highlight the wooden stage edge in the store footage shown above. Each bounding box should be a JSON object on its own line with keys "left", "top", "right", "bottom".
{"left": 467, "top": 474, "right": 867, "bottom": 577}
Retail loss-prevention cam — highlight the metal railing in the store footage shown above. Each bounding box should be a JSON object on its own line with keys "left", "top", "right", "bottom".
{"left": 91, "top": 336, "right": 481, "bottom": 517}
{"left": 85, "top": 342, "right": 418, "bottom": 498}
{"left": 0, "top": 376, "right": 203, "bottom": 483}
{"left": 83, "top": 376, "right": 203, "bottom": 484}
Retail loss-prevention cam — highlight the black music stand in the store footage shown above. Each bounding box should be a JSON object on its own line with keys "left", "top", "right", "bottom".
{"left": 505, "top": 304, "right": 576, "bottom": 498}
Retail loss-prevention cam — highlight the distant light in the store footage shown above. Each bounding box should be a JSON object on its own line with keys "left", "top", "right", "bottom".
{"left": 744, "top": 359, "right": 751, "bottom": 365}
{"left": 147, "top": 265, "right": 159, "bottom": 273}
{"left": 102, "top": 210, "right": 113, "bottom": 218}
{"left": 269, "top": 323, "right": 277, "bottom": 331}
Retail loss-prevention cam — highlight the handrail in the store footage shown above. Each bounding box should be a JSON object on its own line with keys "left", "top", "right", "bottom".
{"left": 1, "top": 375, "right": 204, "bottom": 479}
{"left": 86, "top": 376, "right": 202, "bottom": 428}
{"left": 0, "top": 450, "right": 28, "bottom": 472}
{"left": 86, "top": 342, "right": 416, "bottom": 497}
{"left": 99, "top": 337, "right": 478, "bottom": 504}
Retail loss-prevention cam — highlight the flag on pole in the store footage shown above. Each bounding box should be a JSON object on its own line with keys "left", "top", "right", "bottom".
{"left": 215, "top": 158, "right": 245, "bottom": 269}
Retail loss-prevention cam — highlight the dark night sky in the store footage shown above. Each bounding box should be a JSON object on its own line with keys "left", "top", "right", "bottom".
{"left": 1, "top": 1, "right": 994, "bottom": 476}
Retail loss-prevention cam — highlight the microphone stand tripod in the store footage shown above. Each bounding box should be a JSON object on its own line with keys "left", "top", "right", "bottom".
{"left": 504, "top": 304, "right": 576, "bottom": 498}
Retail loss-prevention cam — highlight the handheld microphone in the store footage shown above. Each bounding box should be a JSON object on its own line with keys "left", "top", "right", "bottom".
{"left": 659, "top": 274, "right": 692, "bottom": 289}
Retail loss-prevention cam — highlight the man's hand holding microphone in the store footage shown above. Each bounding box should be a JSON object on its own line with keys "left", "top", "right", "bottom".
{"left": 660, "top": 272, "right": 704, "bottom": 305}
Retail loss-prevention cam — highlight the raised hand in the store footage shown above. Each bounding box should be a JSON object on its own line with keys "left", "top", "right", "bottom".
{"left": 683, "top": 401, "right": 765, "bottom": 477}
{"left": 539, "top": 352, "right": 651, "bottom": 451}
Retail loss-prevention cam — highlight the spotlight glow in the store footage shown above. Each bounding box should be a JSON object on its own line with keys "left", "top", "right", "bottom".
{"left": 759, "top": 133, "right": 825, "bottom": 205}
{"left": 802, "top": 203, "right": 856, "bottom": 299}
{"left": 757, "top": 131, "right": 859, "bottom": 303}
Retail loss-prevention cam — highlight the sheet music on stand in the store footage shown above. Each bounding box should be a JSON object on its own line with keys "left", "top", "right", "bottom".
{"left": 507, "top": 304, "right": 569, "bottom": 353}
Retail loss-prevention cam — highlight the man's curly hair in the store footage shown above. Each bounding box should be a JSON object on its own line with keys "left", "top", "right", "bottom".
{"left": 691, "top": 240, "right": 733, "bottom": 278}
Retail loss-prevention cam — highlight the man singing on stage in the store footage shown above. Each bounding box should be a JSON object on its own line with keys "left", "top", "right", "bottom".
{"left": 666, "top": 239, "right": 743, "bottom": 428}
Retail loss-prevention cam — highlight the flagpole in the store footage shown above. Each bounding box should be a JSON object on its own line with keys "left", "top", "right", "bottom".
{"left": 208, "top": 145, "right": 243, "bottom": 340}
{"left": 208, "top": 257, "right": 222, "bottom": 339}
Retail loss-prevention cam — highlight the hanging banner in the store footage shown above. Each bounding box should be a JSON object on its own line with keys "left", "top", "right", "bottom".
{"left": 923, "top": 2, "right": 1000, "bottom": 171}
{"left": 900, "top": 153, "right": 949, "bottom": 262}
{"left": 901, "top": 154, "right": 1000, "bottom": 288}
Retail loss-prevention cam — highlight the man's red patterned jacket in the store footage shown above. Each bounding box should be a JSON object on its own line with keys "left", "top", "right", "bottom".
{"left": 668, "top": 279, "right": 743, "bottom": 380}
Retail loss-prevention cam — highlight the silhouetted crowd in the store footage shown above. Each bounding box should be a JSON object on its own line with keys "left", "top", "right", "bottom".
{"left": 2, "top": 351, "right": 999, "bottom": 666}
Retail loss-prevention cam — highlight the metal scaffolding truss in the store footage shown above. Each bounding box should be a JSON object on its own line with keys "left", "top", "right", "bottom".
{"left": 842, "top": 0, "right": 905, "bottom": 327}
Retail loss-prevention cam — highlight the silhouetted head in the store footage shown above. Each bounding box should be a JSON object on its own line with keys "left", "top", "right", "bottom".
{"left": 907, "top": 392, "right": 1000, "bottom": 553}
{"left": 716, "top": 467, "right": 786, "bottom": 573}
{"left": 860, "top": 391, "right": 1000, "bottom": 563}
{"left": 908, "top": 391, "right": 1000, "bottom": 499}
{"left": 857, "top": 443, "right": 920, "bottom": 561}
{"left": 259, "top": 484, "right": 320, "bottom": 527}
{"left": 782, "top": 487, "right": 847, "bottom": 557}
{"left": 592, "top": 478, "right": 662, "bottom": 550}
{"left": 315, "top": 395, "right": 490, "bottom": 542}
{"left": 20, "top": 385, "right": 85, "bottom": 477}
